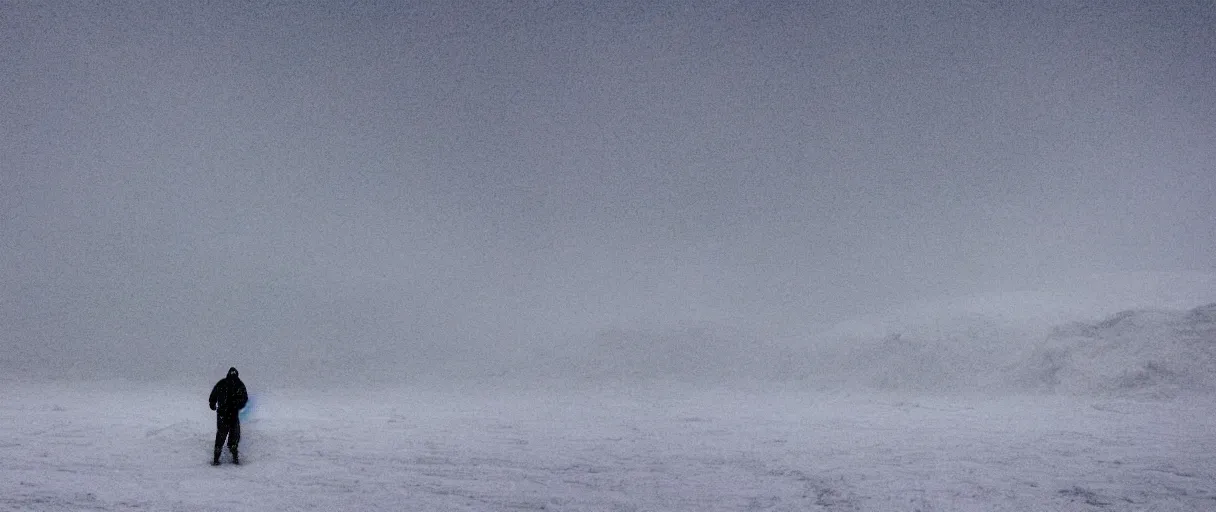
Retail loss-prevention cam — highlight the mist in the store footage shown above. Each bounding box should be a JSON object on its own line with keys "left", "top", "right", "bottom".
{"left": 3, "top": 1, "right": 1214, "bottom": 387}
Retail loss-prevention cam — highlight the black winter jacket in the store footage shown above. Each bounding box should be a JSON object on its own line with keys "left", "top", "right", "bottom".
{"left": 209, "top": 373, "right": 248, "bottom": 414}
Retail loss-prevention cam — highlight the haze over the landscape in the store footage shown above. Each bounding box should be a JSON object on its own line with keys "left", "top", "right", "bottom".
{"left": 6, "top": 3, "right": 1216, "bottom": 510}
{"left": 3, "top": 1, "right": 1214, "bottom": 385}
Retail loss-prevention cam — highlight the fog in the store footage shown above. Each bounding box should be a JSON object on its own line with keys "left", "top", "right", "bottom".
{"left": 3, "top": 1, "right": 1214, "bottom": 387}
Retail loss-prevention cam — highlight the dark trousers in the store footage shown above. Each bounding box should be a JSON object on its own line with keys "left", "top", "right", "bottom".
{"left": 214, "top": 411, "right": 240, "bottom": 459}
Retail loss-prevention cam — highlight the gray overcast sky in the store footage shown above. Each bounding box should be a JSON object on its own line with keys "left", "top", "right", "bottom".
{"left": 3, "top": 1, "right": 1214, "bottom": 380}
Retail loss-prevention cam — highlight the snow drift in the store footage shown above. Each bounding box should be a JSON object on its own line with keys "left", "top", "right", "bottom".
{"left": 537, "top": 282, "right": 1216, "bottom": 398}
{"left": 801, "top": 301, "right": 1216, "bottom": 398}
{"left": 1016, "top": 303, "right": 1216, "bottom": 397}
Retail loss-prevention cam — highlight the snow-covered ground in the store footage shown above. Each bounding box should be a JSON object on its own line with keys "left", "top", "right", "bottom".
{"left": 4, "top": 380, "right": 1216, "bottom": 511}
{"left": 6, "top": 289, "right": 1216, "bottom": 511}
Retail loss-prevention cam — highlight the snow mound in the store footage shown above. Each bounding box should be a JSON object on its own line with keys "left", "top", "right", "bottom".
{"left": 815, "top": 299, "right": 1216, "bottom": 398}
{"left": 815, "top": 272, "right": 1216, "bottom": 397}
{"left": 1015, "top": 303, "right": 1216, "bottom": 398}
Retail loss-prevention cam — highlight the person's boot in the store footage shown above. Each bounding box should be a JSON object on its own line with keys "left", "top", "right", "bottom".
{"left": 231, "top": 448, "right": 239, "bottom": 465}
{"left": 213, "top": 448, "right": 221, "bottom": 466}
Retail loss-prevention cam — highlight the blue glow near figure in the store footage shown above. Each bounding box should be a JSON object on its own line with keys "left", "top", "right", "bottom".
{"left": 240, "top": 393, "right": 255, "bottom": 422}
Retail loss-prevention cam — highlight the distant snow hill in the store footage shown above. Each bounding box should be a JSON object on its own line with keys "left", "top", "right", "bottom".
{"left": 812, "top": 272, "right": 1216, "bottom": 397}
{"left": 826, "top": 302, "right": 1216, "bottom": 398}
{"left": 1017, "top": 303, "right": 1216, "bottom": 397}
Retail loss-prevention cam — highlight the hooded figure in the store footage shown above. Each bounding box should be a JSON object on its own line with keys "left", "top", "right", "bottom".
{"left": 208, "top": 367, "right": 248, "bottom": 465}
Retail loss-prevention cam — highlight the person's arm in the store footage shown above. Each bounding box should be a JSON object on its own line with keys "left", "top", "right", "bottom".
{"left": 235, "top": 383, "right": 248, "bottom": 410}
{"left": 209, "top": 382, "right": 220, "bottom": 410}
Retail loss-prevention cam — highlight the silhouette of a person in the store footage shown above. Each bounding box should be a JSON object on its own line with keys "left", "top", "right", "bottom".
{"left": 208, "top": 367, "right": 248, "bottom": 465}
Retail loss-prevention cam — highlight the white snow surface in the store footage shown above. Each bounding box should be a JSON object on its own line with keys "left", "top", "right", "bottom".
{"left": 4, "top": 380, "right": 1216, "bottom": 511}
{"left": 7, "top": 294, "right": 1216, "bottom": 511}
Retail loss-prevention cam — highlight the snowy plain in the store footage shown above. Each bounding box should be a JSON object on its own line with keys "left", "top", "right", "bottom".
{"left": 5, "top": 380, "right": 1216, "bottom": 511}
{"left": 6, "top": 278, "right": 1216, "bottom": 511}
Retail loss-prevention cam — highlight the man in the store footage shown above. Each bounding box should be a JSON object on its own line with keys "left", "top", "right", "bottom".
{"left": 208, "top": 367, "right": 248, "bottom": 465}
